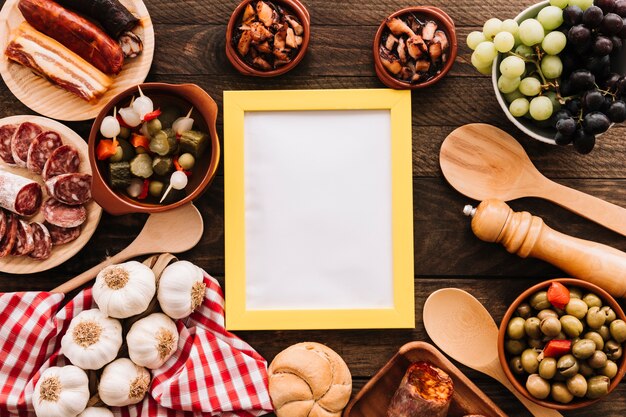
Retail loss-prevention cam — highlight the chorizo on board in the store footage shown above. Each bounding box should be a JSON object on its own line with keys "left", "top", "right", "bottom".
{"left": 0, "top": 170, "right": 43, "bottom": 216}
{"left": 30, "top": 222, "right": 52, "bottom": 259}
{"left": 27, "top": 131, "right": 63, "bottom": 174}
{"left": 0, "top": 213, "right": 18, "bottom": 258}
{"left": 45, "top": 222, "right": 80, "bottom": 245}
{"left": 11, "top": 122, "right": 43, "bottom": 167}
{"left": 55, "top": 0, "right": 139, "bottom": 39}
{"left": 42, "top": 144, "right": 80, "bottom": 181}
{"left": 42, "top": 198, "right": 86, "bottom": 228}
{"left": 12, "top": 219, "right": 34, "bottom": 256}
{"left": 45, "top": 173, "right": 92, "bottom": 206}
{"left": 0, "top": 124, "right": 18, "bottom": 165}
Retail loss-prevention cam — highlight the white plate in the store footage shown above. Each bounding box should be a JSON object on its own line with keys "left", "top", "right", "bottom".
{"left": 0, "top": 115, "right": 102, "bottom": 274}
{"left": 0, "top": 0, "right": 155, "bottom": 121}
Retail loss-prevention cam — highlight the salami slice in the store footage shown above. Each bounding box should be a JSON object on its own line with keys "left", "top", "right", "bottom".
{"left": 27, "top": 131, "right": 63, "bottom": 174}
{"left": 0, "top": 213, "right": 18, "bottom": 257}
{"left": 42, "top": 198, "right": 86, "bottom": 228}
{"left": 12, "top": 219, "right": 34, "bottom": 256}
{"left": 11, "top": 122, "right": 43, "bottom": 167}
{"left": 0, "top": 124, "right": 18, "bottom": 164}
{"left": 45, "top": 222, "right": 81, "bottom": 245}
{"left": 42, "top": 145, "right": 80, "bottom": 181}
{"left": 0, "top": 170, "right": 43, "bottom": 216}
{"left": 30, "top": 222, "right": 52, "bottom": 259}
{"left": 0, "top": 210, "right": 6, "bottom": 242}
{"left": 45, "top": 173, "right": 92, "bottom": 206}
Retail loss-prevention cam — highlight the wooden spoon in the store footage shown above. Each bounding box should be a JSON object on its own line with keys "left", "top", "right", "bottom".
{"left": 52, "top": 203, "right": 203, "bottom": 294}
{"left": 423, "top": 288, "right": 564, "bottom": 417}
{"left": 440, "top": 123, "right": 626, "bottom": 237}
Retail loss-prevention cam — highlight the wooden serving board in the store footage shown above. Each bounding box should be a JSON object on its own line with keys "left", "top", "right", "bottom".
{"left": 344, "top": 341, "right": 508, "bottom": 417}
{"left": 0, "top": 0, "right": 155, "bottom": 121}
{"left": 0, "top": 115, "right": 102, "bottom": 274}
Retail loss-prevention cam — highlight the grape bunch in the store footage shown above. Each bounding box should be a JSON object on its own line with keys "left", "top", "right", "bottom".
{"left": 468, "top": 0, "right": 626, "bottom": 153}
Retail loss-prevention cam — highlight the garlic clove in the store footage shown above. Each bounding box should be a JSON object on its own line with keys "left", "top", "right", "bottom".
{"left": 157, "top": 261, "right": 206, "bottom": 319}
{"left": 33, "top": 365, "right": 89, "bottom": 417}
{"left": 77, "top": 407, "right": 114, "bottom": 417}
{"left": 98, "top": 358, "right": 151, "bottom": 407}
{"left": 127, "top": 313, "right": 179, "bottom": 369}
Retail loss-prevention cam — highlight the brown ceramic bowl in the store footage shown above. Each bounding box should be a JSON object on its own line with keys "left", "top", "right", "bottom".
{"left": 373, "top": 7, "right": 457, "bottom": 89}
{"left": 498, "top": 278, "right": 626, "bottom": 410}
{"left": 226, "top": 0, "right": 311, "bottom": 77}
{"left": 89, "top": 83, "right": 220, "bottom": 215}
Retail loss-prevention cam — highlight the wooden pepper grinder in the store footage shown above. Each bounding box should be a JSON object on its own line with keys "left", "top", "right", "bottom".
{"left": 464, "top": 199, "right": 626, "bottom": 298}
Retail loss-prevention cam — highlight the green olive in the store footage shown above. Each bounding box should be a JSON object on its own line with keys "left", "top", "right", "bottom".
{"left": 528, "top": 338, "right": 544, "bottom": 349}
{"left": 557, "top": 354, "right": 579, "bottom": 378}
{"left": 586, "top": 375, "right": 610, "bottom": 399}
{"left": 109, "top": 146, "right": 124, "bottom": 163}
{"left": 601, "top": 306, "right": 616, "bottom": 324}
{"left": 566, "top": 374, "right": 588, "bottom": 397}
{"left": 551, "top": 381, "right": 574, "bottom": 404}
{"left": 149, "top": 180, "right": 164, "bottom": 198}
{"left": 178, "top": 153, "right": 195, "bottom": 170}
{"left": 119, "top": 126, "right": 131, "bottom": 139}
{"left": 572, "top": 339, "right": 597, "bottom": 360}
{"left": 147, "top": 118, "right": 163, "bottom": 136}
{"left": 604, "top": 340, "right": 623, "bottom": 361}
{"left": 505, "top": 339, "right": 527, "bottom": 356}
{"left": 600, "top": 360, "right": 618, "bottom": 379}
{"left": 569, "top": 287, "right": 584, "bottom": 299}
{"left": 521, "top": 348, "right": 540, "bottom": 374}
{"left": 588, "top": 350, "right": 608, "bottom": 369}
{"left": 584, "top": 331, "right": 605, "bottom": 350}
{"left": 516, "top": 302, "right": 532, "bottom": 319}
{"left": 530, "top": 291, "right": 551, "bottom": 310}
{"left": 583, "top": 293, "right": 603, "bottom": 308}
{"left": 561, "top": 315, "right": 584, "bottom": 338}
{"left": 578, "top": 361, "right": 594, "bottom": 378}
{"left": 540, "top": 316, "right": 562, "bottom": 338}
{"left": 565, "top": 298, "right": 588, "bottom": 320}
{"left": 609, "top": 319, "right": 626, "bottom": 343}
{"left": 507, "top": 317, "right": 526, "bottom": 340}
{"left": 587, "top": 306, "right": 607, "bottom": 329}
{"left": 524, "top": 317, "right": 542, "bottom": 339}
{"left": 538, "top": 357, "right": 557, "bottom": 379}
{"left": 526, "top": 374, "right": 551, "bottom": 400}
{"left": 510, "top": 356, "right": 524, "bottom": 375}
{"left": 598, "top": 325, "right": 611, "bottom": 341}
{"left": 537, "top": 309, "right": 558, "bottom": 320}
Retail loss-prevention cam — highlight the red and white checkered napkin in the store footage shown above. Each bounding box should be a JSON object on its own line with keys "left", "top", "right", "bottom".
{"left": 0, "top": 272, "right": 273, "bottom": 417}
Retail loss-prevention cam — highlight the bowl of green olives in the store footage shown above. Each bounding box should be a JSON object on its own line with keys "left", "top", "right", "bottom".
{"left": 498, "top": 278, "right": 626, "bottom": 410}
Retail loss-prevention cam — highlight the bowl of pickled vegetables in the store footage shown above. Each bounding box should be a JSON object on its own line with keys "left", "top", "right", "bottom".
{"left": 498, "top": 278, "right": 626, "bottom": 410}
{"left": 88, "top": 83, "right": 220, "bottom": 215}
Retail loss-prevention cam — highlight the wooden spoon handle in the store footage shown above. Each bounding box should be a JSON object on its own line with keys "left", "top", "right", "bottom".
{"left": 538, "top": 180, "right": 626, "bottom": 237}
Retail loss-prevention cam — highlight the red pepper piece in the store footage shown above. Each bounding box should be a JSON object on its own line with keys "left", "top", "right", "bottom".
{"left": 142, "top": 109, "right": 162, "bottom": 122}
{"left": 547, "top": 282, "right": 570, "bottom": 310}
{"left": 96, "top": 138, "right": 118, "bottom": 160}
{"left": 543, "top": 340, "right": 571, "bottom": 358}
{"left": 130, "top": 134, "right": 151, "bottom": 150}
{"left": 137, "top": 179, "right": 150, "bottom": 200}
{"left": 173, "top": 157, "right": 193, "bottom": 176}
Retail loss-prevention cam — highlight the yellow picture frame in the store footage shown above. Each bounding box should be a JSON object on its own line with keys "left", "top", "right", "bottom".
{"left": 224, "top": 89, "right": 414, "bottom": 330}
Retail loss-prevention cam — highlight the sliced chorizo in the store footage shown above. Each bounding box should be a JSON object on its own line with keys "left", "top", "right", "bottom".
{"left": 45, "top": 222, "right": 81, "bottom": 245}
{"left": 11, "top": 122, "right": 43, "bottom": 167}
{"left": 27, "top": 131, "right": 63, "bottom": 174}
{"left": 45, "top": 173, "right": 92, "bottom": 205}
{"left": 0, "top": 213, "right": 18, "bottom": 257}
{"left": 42, "top": 198, "right": 86, "bottom": 228}
{"left": 0, "top": 124, "right": 18, "bottom": 165}
{"left": 42, "top": 145, "right": 80, "bottom": 181}
{"left": 11, "top": 219, "right": 34, "bottom": 256}
{"left": 30, "top": 222, "right": 52, "bottom": 259}
{"left": 0, "top": 170, "right": 43, "bottom": 216}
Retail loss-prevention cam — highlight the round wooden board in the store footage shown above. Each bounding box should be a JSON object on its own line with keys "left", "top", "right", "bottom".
{"left": 0, "top": 116, "right": 102, "bottom": 274}
{"left": 0, "top": 0, "right": 155, "bottom": 122}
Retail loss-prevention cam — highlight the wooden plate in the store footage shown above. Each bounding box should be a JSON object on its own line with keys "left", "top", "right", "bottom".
{"left": 343, "top": 341, "right": 508, "bottom": 417}
{"left": 0, "top": 0, "right": 154, "bottom": 121}
{"left": 0, "top": 115, "right": 102, "bottom": 274}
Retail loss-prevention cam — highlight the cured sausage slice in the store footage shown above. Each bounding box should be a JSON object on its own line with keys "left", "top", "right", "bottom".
{"left": 30, "top": 222, "right": 52, "bottom": 259}
{"left": 0, "top": 210, "right": 6, "bottom": 241}
{"left": 45, "top": 173, "right": 92, "bottom": 206}
{"left": 42, "top": 198, "right": 86, "bottom": 228}
{"left": 45, "top": 222, "right": 80, "bottom": 245}
{"left": 11, "top": 122, "right": 43, "bottom": 167}
{"left": 27, "top": 131, "right": 63, "bottom": 174}
{"left": 0, "top": 170, "right": 43, "bottom": 216}
{"left": 0, "top": 124, "right": 18, "bottom": 164}
{"left": 0, "top": 213, "right": 18, "bottom": 257}
{"left": 12, "top": 219, "right": 34, "bottom": 256}
{"left": 42, "top": 145, "right": 80, "bottom": 181}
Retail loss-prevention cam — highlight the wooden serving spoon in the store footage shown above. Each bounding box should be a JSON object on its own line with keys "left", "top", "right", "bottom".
{"left": 423, "top": 288, "right": 564, "bottom": 417}
{"left": 440, "top": 123, "right": 626, "bottom": 237}
{"left": 52, "top": 203, "right": 204, "bottom": 294}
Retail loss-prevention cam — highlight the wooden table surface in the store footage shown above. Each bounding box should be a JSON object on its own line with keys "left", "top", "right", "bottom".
{"left": 2, "top": 0, "right": 626, "bottom": 416}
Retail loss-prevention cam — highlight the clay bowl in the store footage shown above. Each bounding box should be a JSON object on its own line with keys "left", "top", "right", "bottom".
{"left": 373, "top": 6, "right": 457, "bottom": 89}
{"left": 498, "top": 278, "right": 626, "bottom": 410}
{"left": 226, "top": 0, "right": 311, "bottom": 77}
{"left": 89, "top": 83, "right": 220, "bottom": 215}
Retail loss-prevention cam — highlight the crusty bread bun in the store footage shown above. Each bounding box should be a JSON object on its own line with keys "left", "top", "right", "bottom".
{"left": 268, "top": 342, "right": 352, "bottom": 417}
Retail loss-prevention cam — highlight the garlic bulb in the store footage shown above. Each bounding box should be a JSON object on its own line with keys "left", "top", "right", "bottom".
{"left": 98, "top": 358, "right": 151, "bottom": 407}
{"left": 157, "top": 261, "right": 206, "bottom": 319}
{"left": 32, "top": 365, "right": 89, "bottom": 417}
{"left": 93, "top": 261, "right": 156, "bottom": 319}
{"left": 127, "top": 313, "right": 179, "bottom": 369}
{"left": 61, "top": 309, "right": 122, "bottom": 370}
{"left": 77, "top": 407, "right": 114, "bottom": 417}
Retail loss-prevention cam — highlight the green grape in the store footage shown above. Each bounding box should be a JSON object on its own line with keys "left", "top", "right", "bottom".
{"left": 494, "top": 31, "right": 515, "bottom": 52}
{"left": 476, "top": 64, "right": 493, "bottom": 75}
{"left": 504, "top": 89, "right": 525, "bottom": 102}
{"left": 483, "top": 18, "right": 503, "bottom": 40}
{"left": 500, "top": 56, "right": 526, "bottom": 78}
{"left": 519, "top": 19, "right": 545, "bottom": 46}
{"left": 529, "top": 96, "right": 553, "bottom": 120}
{"left": 474, "top": 41, "right": 498, "bottom": 64}
{"left": 550, "top": 0, "right": 569, "bottom": 8}
{"left": 515, "top": 44, "right": 535, "bottom": 58}
{"left": 519, "top": 77, "right": 542, "bottom": 96}
{"left": 467, "top": 31, "right": 487, "bottom": 50}
{"left": 544, "top": 91, "right": 562, "bottom": 112}
{"left": 541, "top": 55, "right": 563, "bottom": 79}
{"left": 568, "top": 0, "right": 594, "bottom": 10}
{"left": 498, "top": 75, "right": 522, "bottom": 93}
{"left": 501, "top": 19, "right": 520, "bottom": 35}
{"left": 537, "top": 6, "right": 564, "bottom": 30}
{"left": 509, "top": 97, "right": 530, "bottom": 117}
{"left": 542, "top": 31, "right": 567, "bottom": 55}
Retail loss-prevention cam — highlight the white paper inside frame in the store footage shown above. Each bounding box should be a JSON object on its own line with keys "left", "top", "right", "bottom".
{"left": 243, "top": 110, "right": 394, "bottom": 310}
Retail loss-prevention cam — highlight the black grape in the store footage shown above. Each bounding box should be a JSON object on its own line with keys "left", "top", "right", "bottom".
{"left": 555, "top": 132, "right": 574, "bottom": 145}
{"left": 603, "top": 73, "right": 622, "bottom": 90}
{"left": 583, "top": 111, "right": 612, "bottom": 133}
{"left": 595, "top": 0, "right": 616, "bottom": 13}
{"left": 585, "top": 55, "right": 611, "bottom": 77}
{"left": 556, "top": 117, "right": 578, "bottom": 135}
{"left": 615, "top": 0, "right": 626, "bottom": 16}
{"left": 564, "top": 5, "right": 584, "bottom": 26}
{"left": 566, "top": 98, "right": 583, "bottom": 114}
{"left": 601, "top": 13, "right": 624, "bottom": 34}
{"left": 573, "top": 129, "right": 596, "bottom": 153}
{"left": 610, "top": 35, "right": 623, "bottom": 50}
{"left": 568, "top": 25, "right": 592, "bottom": 46}
{"left": 583, "top": 90, "right": 606, "bottom": 110}
{"left": 608, "top": 100, "right": 626, "bottom": 121}
{"left": 584, "top": 6, "right": 605, "bottom": 27}
{"left": 593, "top": 36, "right": 614, "bottom": 54}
